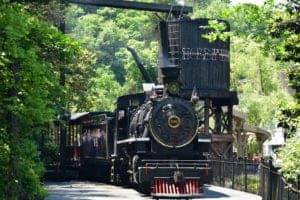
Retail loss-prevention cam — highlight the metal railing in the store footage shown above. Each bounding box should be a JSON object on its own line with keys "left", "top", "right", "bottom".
{"left": 210, "top": 158, "right": 300, "bottom": 200}
{"left": 260, "top": 160, "right": 300, "bottom": 200}
{"left": 210, "top": 158, "right": 260, "bottom": 194}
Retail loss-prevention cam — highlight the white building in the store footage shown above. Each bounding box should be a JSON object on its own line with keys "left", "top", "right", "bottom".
{"left": 263, "top": 128, "right": 285, "bottom": 157}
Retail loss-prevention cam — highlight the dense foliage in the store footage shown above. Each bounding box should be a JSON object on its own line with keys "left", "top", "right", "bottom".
{"left": 192, "top": 0, "right": 293, "bottom": 128}
{"left": 0, "top": 1, "right": 93, "bottom": 199}
{"left": 271, "top": 0, "right": 300, "bottom": 183}
{"left": 278, "top": 137, "right": 300, "bottom": 183}
{"left": 270, "top": 0, "right": 299, "bottom": 138}
{"left": 65, "top": 5, "right": 159, "bottom": 105}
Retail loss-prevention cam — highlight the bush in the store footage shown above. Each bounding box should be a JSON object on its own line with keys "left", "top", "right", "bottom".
{"left": 0, "top": 136, "right": 47, "bottom": 200}
{"left": 43, "top": 136, "right": 59, "bottom": 165}
{"left": 235, "top": 174, "right": 259, "bottom": 194}
{"left": 0, "top": 130, "right": 11, "bottom": 200}
{"left": 277, "top": 136, "right": 300, "bottom": 183}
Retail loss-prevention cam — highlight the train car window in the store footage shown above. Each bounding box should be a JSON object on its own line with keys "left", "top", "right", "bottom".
{"left": 81, "top": 125, "right": 108, "bottom": 158}
{"left": 117, "top": 109, "right": 129, "bottom": 140}
{"left": 118, "top": 110, "right": 125, "bottom": 120}
{"left": 129, "top": 99, "right": 140, "bottom": 107}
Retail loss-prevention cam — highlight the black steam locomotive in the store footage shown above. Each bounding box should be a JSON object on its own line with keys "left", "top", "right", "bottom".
{"left": 49, "top": 1, "right": 238, "bottom": 199}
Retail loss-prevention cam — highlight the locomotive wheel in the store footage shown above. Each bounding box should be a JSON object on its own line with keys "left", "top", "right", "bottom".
{"left": 119, "top": 157, "right": 131, "bottom": 186}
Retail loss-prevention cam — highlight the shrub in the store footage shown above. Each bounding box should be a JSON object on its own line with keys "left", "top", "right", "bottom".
{"left": 0, "top": 136, "right": 47, "bottom": 200}
{"left": 235, "top": 174, "right": 259, "bottom": 194}
{"left": 43, "top": 136, "right": 59, "bottom": 165}
{"left": 277, "top": 136, "right": 300, "bottom": 183}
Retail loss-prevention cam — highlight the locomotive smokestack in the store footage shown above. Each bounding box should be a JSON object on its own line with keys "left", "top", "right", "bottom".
{"left": 126, "top": 46, "right": 153, "bottom": 83}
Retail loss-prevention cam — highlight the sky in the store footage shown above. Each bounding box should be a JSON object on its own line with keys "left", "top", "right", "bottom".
{"left": 230, "top": 0, "right": 286, "bottom": 5}
{"left": 178, "top": 0, "right": 286, "bottom": 6}
{"left": 231, "top": 0, "right": 265, "bottom": 5}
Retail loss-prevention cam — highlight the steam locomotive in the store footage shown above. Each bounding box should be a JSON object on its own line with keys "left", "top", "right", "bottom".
{"left": 50, "top": 1, "right": 238, "bottom": 199}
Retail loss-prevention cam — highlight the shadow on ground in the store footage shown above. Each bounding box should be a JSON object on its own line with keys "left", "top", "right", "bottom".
{"left": 202, "top": 185, "right": 230, "bottom": 198}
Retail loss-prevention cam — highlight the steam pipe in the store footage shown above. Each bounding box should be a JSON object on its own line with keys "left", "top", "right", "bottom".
{"left": 127, "top": 46, "right": 153, "bottom": 83}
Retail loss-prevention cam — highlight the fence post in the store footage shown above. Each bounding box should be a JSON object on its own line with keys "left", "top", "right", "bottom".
{"left": 298, "top": 175, "right": 300, "bottom": 200}
{"left": 59, "top": 110, "right": 70, "bottom": 179}
{"left": 219, "top": 156, "right": 222, "bottom": 186}
{"left": 278, "top": 174, "right": 282, "bottom": 200}
{"left": 222, "top": 159, "right": 225, "bottom": 187}
{"left": 268, "top": 159, "right": 273, "bottom": 200}
{"left": 260, "top": 158, "right": 265, "bottom": 199}
{"left": 244, "top": 156, "right": 247, "bottom": 192}
{"left": 232, "top": 159, "right": 235, "bottom": 189}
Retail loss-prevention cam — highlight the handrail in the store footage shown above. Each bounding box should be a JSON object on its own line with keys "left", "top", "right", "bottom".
{"left": 260, "top": 162, "right": 300, "bottom": 194}
{"left": 210, "top": 158, "right": 300, "bottom": 198}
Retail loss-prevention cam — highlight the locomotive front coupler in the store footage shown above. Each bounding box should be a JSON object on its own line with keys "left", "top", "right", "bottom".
{"left": 173, "top": 170, "right": 185, "bottom": 183}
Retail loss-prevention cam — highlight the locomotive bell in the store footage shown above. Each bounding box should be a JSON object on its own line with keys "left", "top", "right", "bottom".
{"left": 167, "top": 81, "right": 181, "bottom": 95}
{"left": 160, "top": 67, "right": 181, "bottom": 96}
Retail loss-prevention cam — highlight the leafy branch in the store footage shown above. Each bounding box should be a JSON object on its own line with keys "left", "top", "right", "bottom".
{"left": 201, "top": 20, "right": 233, "bottom": 42}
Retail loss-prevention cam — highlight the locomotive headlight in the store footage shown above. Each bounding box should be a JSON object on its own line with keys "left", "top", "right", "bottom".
{"left": 168, "top": 115, "right": 181, "bottom": 129}
{"left": 167, "top": 82, "right": 180, "bottom": 95}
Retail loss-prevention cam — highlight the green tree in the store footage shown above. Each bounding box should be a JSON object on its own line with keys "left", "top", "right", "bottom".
{"left": 14, "top": 0, "right": 97, "bottom": 112}
{"left": 277, "top": 137, "right": 300, "bottom": 183}
{"left": 0, "top": 1, "right": 93, "bottom": 199}
{"left": 86, "top": 67, "right": 123, "bottom": 111}
{"left": 65, "top": 4, "right": 160, "bottom": 111}
{"left": 193, "top": 0, "right": 274, "bottom": 41}
{"left": 247, "top": 139, "right": 259, "bottom": 156}
{"left": 230, "top": 37, "right": 292, "bottom": 127}
{"left": 268, "top": 0, "right": 299, "bottom": 184}
{"left": 67, "top": 6, "right": 129, "bottom": 84}
{"left": 269, "top": 0, "right": 299, "bottom": 137}
{"left": 269, "top": 0, "right": 299, "bottom": 62}
{"left": 193, "top": 0, "right": 291, "bottom": 128}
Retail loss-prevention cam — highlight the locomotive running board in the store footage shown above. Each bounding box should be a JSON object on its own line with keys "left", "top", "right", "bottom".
{"left": 116, "top": 137, "right": 150, "bottom": 144}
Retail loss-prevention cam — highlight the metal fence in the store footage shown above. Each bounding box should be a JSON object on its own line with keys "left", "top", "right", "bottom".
{"left": 211, "top": 158, "right": 260, "bottom": 194}
{"left": 210, "top": 158, "right": 300, "bottom": 200}
{"left": 260, "top": 160, "right": 300, "bottom": 200}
